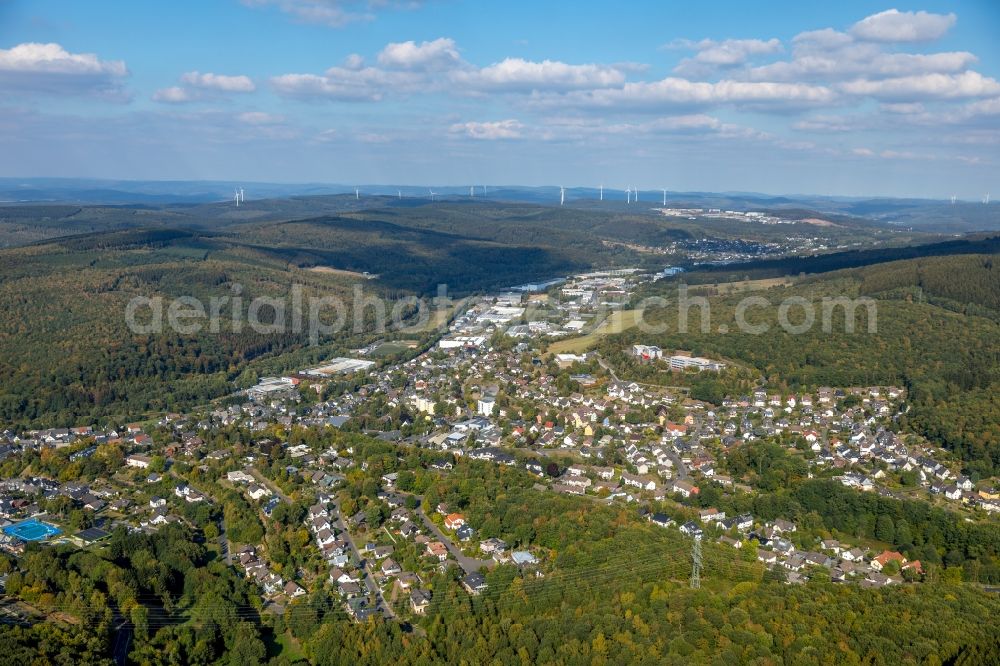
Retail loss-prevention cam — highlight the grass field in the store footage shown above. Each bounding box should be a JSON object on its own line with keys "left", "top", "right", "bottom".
{"left": 370, "top": 341, "right": 416, "bottom": 357}
{"left": 708, "top": 276, "right": 792, "bottom": 294}
{"left": 548, "top": 309, "right": 642, "bottom": 354}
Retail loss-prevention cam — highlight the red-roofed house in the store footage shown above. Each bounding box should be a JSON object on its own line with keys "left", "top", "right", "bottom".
{"left": 871, "top": 550, "right": 906, "bottom": 571}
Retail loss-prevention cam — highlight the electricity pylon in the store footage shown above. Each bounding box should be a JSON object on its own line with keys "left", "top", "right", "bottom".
{"left": 690, "top": 535, "right": 702, "bottom": 589}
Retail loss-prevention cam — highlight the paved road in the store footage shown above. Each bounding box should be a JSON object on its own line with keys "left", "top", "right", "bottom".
{"left": 332, "top": 499, "right": 395, "bottom": 619}
{"left": 111, "top": 620, "right": 132, "bottom": 666}
{"left": 664, "top": 450, "right": 689, "bottom": 480}
{"left": 595, "top": 354, "right": 621, "bottom": 383}
{"left": 248, "top": 467, "right": 292, "bottom": 503}
{"left": 410, "top": 500, "right": 492, "bottom": 574}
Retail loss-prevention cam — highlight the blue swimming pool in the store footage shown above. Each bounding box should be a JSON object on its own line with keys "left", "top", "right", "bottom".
{"left": 3, "top": 519, "right": 62, "bottom": 541}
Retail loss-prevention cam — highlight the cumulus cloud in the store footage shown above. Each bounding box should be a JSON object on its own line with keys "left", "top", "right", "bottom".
{"left": 154, "top": 71, "right": 256, "bottom": 103}
{"left": 0, "top": 42, "right": 128, "bottom": 97}
{"left": 748, "top": 47, "right": 977, "bottom": 82}
{"left": 673, "top": 38, "right": 782, "bottom": 76}
{"left": 180, "top": 71, "right": 256, "bottom": 92}
{"left": 273, "top": 39, "right": 629, "bottom": 100}
{"left": 377, "top": 38, "right": 460, "bottom": 71}
{"left": 545, "top": 77, "right": 836, "bottom": 111}
{"left": 454, "top": 58, "right": 626, "bottom": 92}
{"left": 850, "top": 9, "right": 956, "bottom": 43}
{"left": 839, "top": 71, "right": 1000, "bottom": 100}
{"left": 270, "top": 66, "right": 405, "bottom": 101}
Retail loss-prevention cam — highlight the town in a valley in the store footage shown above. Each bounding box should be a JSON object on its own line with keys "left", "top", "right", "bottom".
{"left": 2, "top": 265, "right": 994, "bottom": 632}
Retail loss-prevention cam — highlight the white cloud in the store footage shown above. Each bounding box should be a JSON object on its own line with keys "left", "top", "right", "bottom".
{"left": 454, "top": 58, "right": 626, "bottom": 92}
{"left": 270, "top": 67, "right": 403, "bottom": 101}
{"left": 450, "top": 119, "right": 524, "bottom": 140}
{"left": 839, "top": 71, "right": 1000, "bottom": 100}
{"left": 180, "top": 71, "right": 256, "bottom": 92}
{"left": 152, "top": 86, "right": 195, "bottom": 103}
{"left": 850, "top": 9, "right": 956, "bottom": 43}
{"left": 377, "top": 38, "right": 460, "bottom": 71}
{"left": 748, "top": 48, "right": 977, "bottom": 82}
{"left": 792, "top": 28, "right": 855, "bottom": 51}
{"left": 0, "top": 42, "right": 128, "bottom": 97}
{"left": 153, "top": 71, "right": 256, "bottom": 104}
{"left": 964, "top": 97, "right": 1000, "bottom": 116}
{"left": 343, "top": 53, "right": 365, "bottom": 70}
{"left": 673, "top": 38, "right": 782, "bottom": 76}
{"left": 547, "top": 77, "right": 836, "bottom": 110}
{"left": 273, "top": 41, "right": 629, "bottom": 100}
{"left": 0, "top": 42, "right": 126, "bottom": 76}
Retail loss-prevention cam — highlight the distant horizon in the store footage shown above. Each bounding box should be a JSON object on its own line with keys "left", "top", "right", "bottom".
{"left": 0, "top": 175, "right": 986, "bottom": 203}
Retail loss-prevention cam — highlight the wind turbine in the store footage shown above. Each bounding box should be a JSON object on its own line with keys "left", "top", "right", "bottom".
{"left": 662, "top": 188, "right": 667, "bottom": 206}
{"left": 985, "top": 192, "right": 991, "bottom": 205}
{"left": 951, "top": 194, "right": 956, "bottom": 205}
{"left": 599, "top": 184, "right": 603, "bottom": 201}
{"left": 355, "top": 187, "right": 359, "bottom": 200}
{"left": 398, "top": 190, "right": 402, "bottom": 200}
{"left": 625, "top": 186, "right": 631, "bottom": 204}
{"left": 470, "top": 186, "right": 475, "bottom": 198}
{"left": 560, "top": 186, "right": 565, "bottom": 206}
{"left": 239, "top": 187, "right": 244, "bottom": 204}
{"left": 428, "top": 189, "right": 437, "bottom": 202}
{"left": 633, "top": 186, "right": 638, "bottom": 203}
{"left": 234, "top": 188, "right": 240, "bottom": 207}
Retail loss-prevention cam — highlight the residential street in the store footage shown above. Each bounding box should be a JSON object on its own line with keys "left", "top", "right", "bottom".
{"left": 332, "top": 499, "right": 395, "bottom": 618}
{"left": 411, "top": 497, "right": 493, "bottom": 574}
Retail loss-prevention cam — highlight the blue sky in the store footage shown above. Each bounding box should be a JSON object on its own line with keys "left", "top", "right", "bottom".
{"left": 1, "top": 0, "right": 999, "bottom": 197}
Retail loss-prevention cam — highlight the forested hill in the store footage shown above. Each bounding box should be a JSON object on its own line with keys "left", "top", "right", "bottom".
{"left": 0, "top": 230, "right": 383, "bottom": 429}
{"left": 822, "top": 250, "right": 1000, "bottom": 316}
{"left": 608, "top": 251, "right": 1000, "bottom": 477}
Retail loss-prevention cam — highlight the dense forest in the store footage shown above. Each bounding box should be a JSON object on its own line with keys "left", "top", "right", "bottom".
{"left": 602, "top": 253, "right": 1000, "bottom": 477}
{"left": 0, "top": 232, "right": 385, "bottom": 428}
